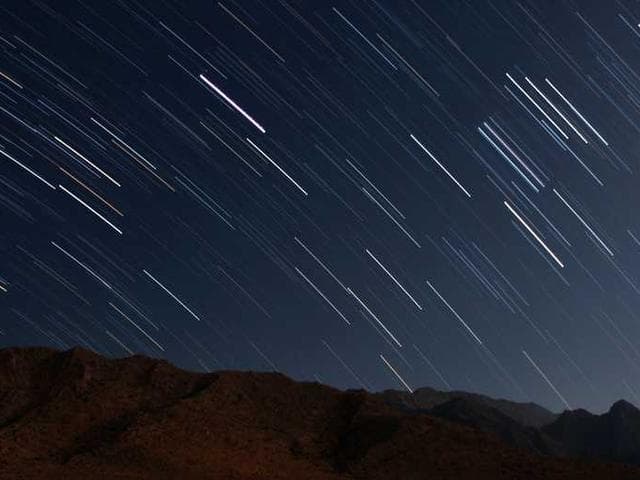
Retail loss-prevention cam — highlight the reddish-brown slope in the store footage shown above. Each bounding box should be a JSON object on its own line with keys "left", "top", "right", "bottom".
{"left": 0, "top": 347, "right": 638, "bottom": 479}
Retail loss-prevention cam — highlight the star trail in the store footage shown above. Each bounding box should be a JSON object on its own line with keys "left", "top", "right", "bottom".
{"left": 1, "top": 0, "right": 640, "bottom": 413}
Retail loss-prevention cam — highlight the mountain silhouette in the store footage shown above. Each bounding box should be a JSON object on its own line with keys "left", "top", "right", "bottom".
{"left": 1, "top": 346, "right": 639, "bottom": 479}
{"left": 379, "top": 383, "right": 640, "bottom": 465}
{"left": 378, "top": 385, "right": 558, "bottom": 427}
{"left": 542, "top": 399, "right": 640, "bottom": 465}
{"left": 428, "top": 397, "right": 563, "bottom": 455}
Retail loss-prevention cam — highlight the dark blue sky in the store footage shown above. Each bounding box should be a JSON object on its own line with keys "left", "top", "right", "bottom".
{"left": 1, "top": 0, "right": 639, "bottom": 413}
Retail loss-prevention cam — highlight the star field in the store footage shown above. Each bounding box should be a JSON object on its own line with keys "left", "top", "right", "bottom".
{"left": 1, "top": 0, "right": 640, "bottom": 413}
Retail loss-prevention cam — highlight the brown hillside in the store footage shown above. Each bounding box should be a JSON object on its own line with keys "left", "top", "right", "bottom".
{"left": 0, "top": 347, "right": 638, "bottom": 479}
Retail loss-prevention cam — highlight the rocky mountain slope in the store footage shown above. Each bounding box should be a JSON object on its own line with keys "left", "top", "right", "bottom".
{"left": 1, "top": 346, "right": 638, "bottom": 479}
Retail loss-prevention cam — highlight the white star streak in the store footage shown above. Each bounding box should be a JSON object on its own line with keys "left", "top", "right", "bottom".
{"left": 481, "top": 122, "right": 544, "bottom": 188}
{"left": 143, "top": 269, "right": 200, "bottom": 321}
{"left": 158, "top": 21, "right": 227, "bottom": 78}
{"left": 109, "top": 302, "right": 165, "bottom": 352}
{"left": 105, "top": 330, "right": 134, "bottom": 355}
{"left": 218, "top": 3, "right": 285, "bottom": 63}
{"left": 332, "top": 7, "right": 398, "bottom": 71}
{"left": 294, "top": 266, "right": 350, "bottom": 325}
{"left": 54, "top": 136, "right": 121, "bottom": 187}
{"left": 522, "top": 349, "right": 571, "bottom": 409}
{"left": 553, "top": 189, "right": 614, "bottom": 257}
{"left": 413, "top": 344, "right": 451, "bottom": 389}
{"left": 365, "top": 249, "right": 422, "bottom": 310}
{"left": 51, "top": 241, "right": 112, "bottom": 290}
{"left": 376, "top": 34, "right": 439, "bottom": 96}
{"left": 59, "top": 185, "right": 123, "bottom": 235}
{"left": 506, "top": 73, "right": 569, "bottom": 140}
{"left": 504, "top": 201, "right": 563, "bottom": 268}
{"left": 362, "top": 188, "right": 421, "bottom": 248}
{"left": 0, "top": 70, "right": 22, "bottom": 89}
{"left": 90, "top": 117, "right": 157, "bottom": 170}
{"left": 426, "top": 280, "right": 483, "bottom": 345}
{"left": 322, "top": 340, "right": 369, "bottom": 389}
{"left": 248, "top": 340, "right": 278, "bottom": 371}
{"left": 524, "top": 77, "right": 588, "bottom": 144}
{"left": 545, "top": 78, "right": 609, "bottom": 146}
{"left": 345, "top": 157, "right": 406, "bottom": 219}
{"left": 246, "top": 138, "right": 308, "bottom": 196}
{"left": 199, "top": 74, "right": 266, "bottom": 133}
{"left": 347, "top": 287, "right": 402, "bottom": 347}
{"left": 294, "top": 237, "right": 347, "bottom": 291}
{"left": 0, "top": 148, "right": 56, "bottom": 190}
{"left": 477, "top": 125, "right": 539, "bottom": 192}
{"left": 380, "top": 354, "right": 413, "bottom": 393}
{"left": 410, "top": 134, "right": 472, "bottom": 198}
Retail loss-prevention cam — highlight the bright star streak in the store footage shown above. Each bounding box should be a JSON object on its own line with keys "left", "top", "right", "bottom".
{"left": 143, "top": 269, "right": 201, "bottom": 321}
{"left": 0, "top": 148, "right": 56, "bottom": 190}
{"left": 410, "top": 134, "right": 472, "bottom": 198}
{"left": 199, "top": 74, "right": 266, "bottom": 133}
{"left": 365, "top": 249, "right": 422, "bottom": 310}
{"left": 59, "top": 185, "right": 123, "bottom": 235}
{"left": 380, "top": 353, "right": 413, "bottom": 393}
{"left": 246, "top": 137, "right": 308, "bottom": 196}
{"left": 504, "top": 200, "right": 564, "bottom": 268}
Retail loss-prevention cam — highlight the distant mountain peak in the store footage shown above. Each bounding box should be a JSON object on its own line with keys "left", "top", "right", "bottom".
{"left": 610, "top": 399, "right": 638, "bottom": 414}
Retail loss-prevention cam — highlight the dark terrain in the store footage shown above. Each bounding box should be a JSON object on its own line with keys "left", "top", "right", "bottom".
{"left": 1, "top": 346, "right": 639, "bottom": 479}
{"left": 380, "top": 383, "right": 640, "bottom": 464}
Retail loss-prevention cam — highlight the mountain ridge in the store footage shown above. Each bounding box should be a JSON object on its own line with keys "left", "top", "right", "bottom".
{"left": 377, "top": 371, "right": 640, "bottom": 465}
{"left": 377, "top": 385, "right": 560, "bottom": 427}
{"left": 1, "top": 346, "right": 639, "bottom": 479}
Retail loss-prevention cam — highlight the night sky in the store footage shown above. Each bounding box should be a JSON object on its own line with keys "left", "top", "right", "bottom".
{"left": 1, "top": 0, "right": 639, "bottom": 413}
